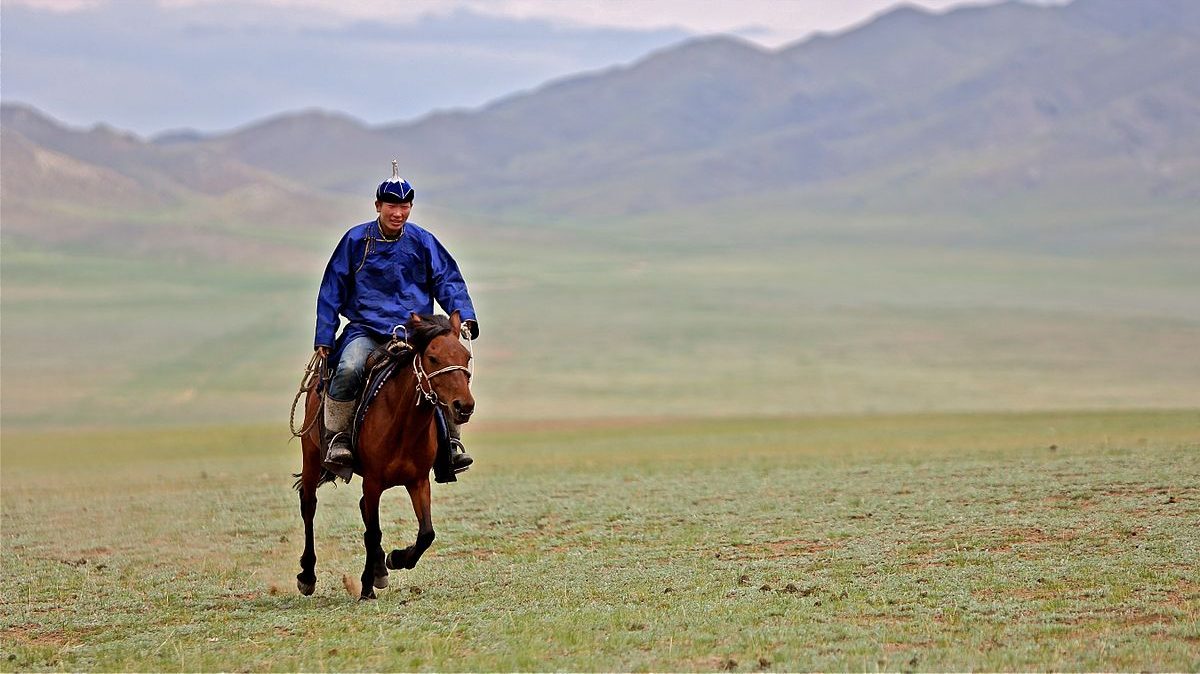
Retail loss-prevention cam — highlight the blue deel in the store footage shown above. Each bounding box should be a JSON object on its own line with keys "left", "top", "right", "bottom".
{"left": 315, "top": 219, "right": 476, "bottom": 356}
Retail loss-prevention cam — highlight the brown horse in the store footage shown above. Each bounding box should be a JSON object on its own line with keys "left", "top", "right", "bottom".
{"left": 294, "top": 311, "right": 475, "bottom": 600}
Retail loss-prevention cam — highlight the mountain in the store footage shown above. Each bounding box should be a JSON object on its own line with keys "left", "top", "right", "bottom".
{"left": 4, "top": 0, "right": 1199, "bottom": 254}
{"left": 0, "top": 104, "right": 353, "bottom": 258}
{"left": 369, "top": 0, "right": 1199, "bottom": 225}
{"left": 4, "top": 0, "right": 1199, "bottom": 429}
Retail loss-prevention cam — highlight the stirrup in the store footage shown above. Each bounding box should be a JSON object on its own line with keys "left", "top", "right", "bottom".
{"left": 434, "top": 440, "right": 470, "bottom": 484}
{"left": 323, "top": 432, "right": 355, "bottom": 483}
{"left": 449, "top": 439, "right": 473, "bottom": 473}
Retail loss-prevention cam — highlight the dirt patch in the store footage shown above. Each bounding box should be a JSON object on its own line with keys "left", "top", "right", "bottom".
{"left": 0, "top": 624, "right": 102, "bottom": 648}
{"left": 438, "top": 547, "right": 498, "bottom": 560}
{"left": 1008, "top": 586, "right": 1060, "bottom": 601}
{"left": 851, "top": 613, "right": 912, "bottom": 627}
{"left": 1098, "top": 483, "right": 1175, "bottom": 497}
{"left": 690, "top": 655, "right": 740, "bottom": 671}
{"left": 884, "top": 640, "right": 934, "bottom": 653}
{"left": 1062, "top": 608, "right": 1176, "bottom": 626}
{"left": 721, "top": 538, "right": 840, "bottom": 561}
{"left": 1165, "top": 580, "right": 1199, "bottom": 608}
{"left": 983, "top": 526, "right": 1078, "bottom": 552}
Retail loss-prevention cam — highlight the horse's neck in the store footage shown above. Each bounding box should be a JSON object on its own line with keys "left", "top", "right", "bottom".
{"left": 371, "top": 363, "right": 435, "bottom": 440}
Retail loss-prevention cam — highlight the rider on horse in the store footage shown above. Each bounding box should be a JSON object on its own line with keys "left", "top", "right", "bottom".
{"left": 314, "top": 162, "right": 479, "bottom": 479}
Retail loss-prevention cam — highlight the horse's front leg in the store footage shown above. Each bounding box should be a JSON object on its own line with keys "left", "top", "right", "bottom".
{"left": 358, "top": 479, "right": 384, "bottom": 601}
{"left": 387, "top": 477, "right": 435, "bottom": 571}
{"left": 360, "top": 495, "right": 389, "bottom": 590}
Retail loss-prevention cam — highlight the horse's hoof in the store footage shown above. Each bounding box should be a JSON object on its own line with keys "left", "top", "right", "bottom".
{"left": 373, "top": 574, "right": 389, "bottom": 589}
{"left": 388, "top": 547, "right": 421, "bottom": 569}
{"left": 359, "top": 591, "right": 376, "bottom": 601}
{"left": 297, "top": 578, "right": 316, "bottom": 596}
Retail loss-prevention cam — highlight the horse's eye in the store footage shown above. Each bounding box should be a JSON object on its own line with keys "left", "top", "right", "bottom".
{"left": 429, "top": 356, "right": 440, "bottom": 365}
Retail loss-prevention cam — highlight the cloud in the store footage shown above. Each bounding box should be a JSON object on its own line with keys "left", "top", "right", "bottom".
{"left": 1, "top": 0, "right": 689, "bottom": 135}
{"left": 2, "top": 0, "right": 1072, "bottom": 133}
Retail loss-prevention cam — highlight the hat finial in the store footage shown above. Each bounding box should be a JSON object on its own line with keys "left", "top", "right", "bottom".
{"left": 391, "top": 159, "right": 399, "bottom": 181}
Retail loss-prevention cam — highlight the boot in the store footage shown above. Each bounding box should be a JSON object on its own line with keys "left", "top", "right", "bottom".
{"left": 434, "top": 413, "right": 473, "bottom": 483}
{"left": 446, "top": 416, "right": 473, "bottom": 474}
{"left": 323, "top": 396, "right": 356, "bottom": 482}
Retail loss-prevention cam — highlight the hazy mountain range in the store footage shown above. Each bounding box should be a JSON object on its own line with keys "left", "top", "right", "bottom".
{"left": 4, "top": 0, "right": 1199, "bottom": 256}
{"left": 4, "top": 0, "right": 1199, "bottom": 428}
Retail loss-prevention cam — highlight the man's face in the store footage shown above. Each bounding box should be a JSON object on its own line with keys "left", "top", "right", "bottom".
{"left": 376, "top": 200, "right": 412, "bottom": 235}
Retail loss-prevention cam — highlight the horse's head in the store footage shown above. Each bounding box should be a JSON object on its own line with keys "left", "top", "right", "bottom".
{"left": 408, "top": 311, "right": 475, "bottom": 425}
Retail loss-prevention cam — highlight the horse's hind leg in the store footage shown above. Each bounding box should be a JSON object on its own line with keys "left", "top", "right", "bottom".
{"left": 360, "top": 495, "right": 389, "bottom": 589}
{"left": 297, "top": 481, "right": 318, "bottom": 595}
{"left": 296, "top": 385, "right": 324, "bottom": 596}
{"left": 358, "top": 479, "right": 384, "bottom": 600}
{"left": 296, "top": 434, "right": 321, "bottom": 595}
{"left": 387, "top": 477, "right": 435, "bottom": 571}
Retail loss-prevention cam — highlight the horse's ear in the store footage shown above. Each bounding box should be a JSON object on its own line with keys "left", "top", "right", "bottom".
{"left": 449, "top": 310, "right": 462, "bottom": 336}
{"left": 409, "top": 312, "right": 422, "bottom": 323}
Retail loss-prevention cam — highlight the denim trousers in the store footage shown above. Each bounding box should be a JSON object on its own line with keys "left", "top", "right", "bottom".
{"left": 328, "top": 334, "right": 382, "bottom": 402}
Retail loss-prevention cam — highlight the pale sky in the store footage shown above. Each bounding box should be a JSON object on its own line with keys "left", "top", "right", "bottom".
{"left": 3, "top": 0, "right": 1066, "bottom": 134}
{"left": 14, "top": 0, "right": 1023, "bottom": 46}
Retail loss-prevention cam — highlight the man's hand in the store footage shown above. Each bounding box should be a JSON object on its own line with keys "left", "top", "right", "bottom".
{"left": 461, "top": 320, "right": 479, "bottom": 340}
{"left": 316, "top": 346, "right": 330, "bottom": 359}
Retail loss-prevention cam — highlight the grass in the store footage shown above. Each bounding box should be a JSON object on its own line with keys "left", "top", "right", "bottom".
{"left": 2, "top": 409, "right": 1198, "bottom": 671}
{"left": 3, "top": 218, "right": 1199, "bottom": 429}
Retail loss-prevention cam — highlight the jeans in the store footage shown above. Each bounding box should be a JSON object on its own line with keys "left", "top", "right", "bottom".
{"left": 328, "top": 334, "right": 382, "bottom": 402}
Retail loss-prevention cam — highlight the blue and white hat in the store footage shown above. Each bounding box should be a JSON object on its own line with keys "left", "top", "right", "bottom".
{"left": 376, "top": 160, "right": 414, "bottom": 203}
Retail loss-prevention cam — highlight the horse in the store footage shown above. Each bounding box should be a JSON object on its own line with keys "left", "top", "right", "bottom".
{"left": 294, "top": 311, "right": 475, "bottom": 600}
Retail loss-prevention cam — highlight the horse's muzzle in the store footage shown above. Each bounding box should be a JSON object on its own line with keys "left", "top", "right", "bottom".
{"left": 452, "top": 399, "right": 475, "bottom": 424}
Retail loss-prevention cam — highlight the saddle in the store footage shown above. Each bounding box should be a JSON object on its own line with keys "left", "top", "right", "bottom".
{"left": 319, "top": 337, "right": 459, "bottom": 483}
{"left": 352, "top": 339, "right": 412, "bottom": 444}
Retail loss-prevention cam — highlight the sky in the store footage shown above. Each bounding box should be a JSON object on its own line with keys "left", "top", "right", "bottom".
{"left": 2, "top": 0, "right": 1056, "bottom": 136}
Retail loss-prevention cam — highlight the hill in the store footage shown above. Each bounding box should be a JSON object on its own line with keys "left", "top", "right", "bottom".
{"left": 173, "top": 0, "right": 1200, "bottom": 254}
{"left": 0, "top": 104, "right": 356, "bottom": 261}
{"left": 6, "top": 0, "right": 1199, "bottom": 253}
{"left": 2, "top": 0, "right": 1198, "bottom": 428}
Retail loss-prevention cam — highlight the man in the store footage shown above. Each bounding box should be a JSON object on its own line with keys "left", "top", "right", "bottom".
{"left": 315, "top": 161, "right": 479, "bottom": 479}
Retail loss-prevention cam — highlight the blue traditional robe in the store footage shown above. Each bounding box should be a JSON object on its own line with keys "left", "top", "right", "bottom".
{"left": 315, "top": 219, "right": 477, "bottom": 358}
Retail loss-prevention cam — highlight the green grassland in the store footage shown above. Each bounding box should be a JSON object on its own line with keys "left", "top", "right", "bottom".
{"left": 3, "top": 203, "right": 1197, "bottom": 669}
{"left": 2, "top": 206, "right": 1198, "bottom": 429}
{"left": 2, "top": 410, "right": 1198, "bottom": 671}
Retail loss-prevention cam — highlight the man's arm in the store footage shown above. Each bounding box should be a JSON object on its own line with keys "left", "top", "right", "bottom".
{"left": 428, "top": 235, "right": 479, "bottom": 339}
{"left": 315, "top": 231, "right": 357, "bottom": 350}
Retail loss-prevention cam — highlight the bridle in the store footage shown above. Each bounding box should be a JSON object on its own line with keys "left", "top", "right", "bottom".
{"left": 407, "top": 324, "right": 474, "bottom": 408}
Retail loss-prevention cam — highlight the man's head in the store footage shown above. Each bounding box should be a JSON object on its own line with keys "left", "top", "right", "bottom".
{"left": 375, "top": 160, "right": 414, "bottom": 236}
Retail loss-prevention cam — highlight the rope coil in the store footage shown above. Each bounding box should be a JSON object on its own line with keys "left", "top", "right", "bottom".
{"left": 289, "top": 352, "right": 327, "bottom": 438}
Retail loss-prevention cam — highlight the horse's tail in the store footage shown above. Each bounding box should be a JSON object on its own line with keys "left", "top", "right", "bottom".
{"left": 292, "top": 470, "right": 341, "bottom": 491}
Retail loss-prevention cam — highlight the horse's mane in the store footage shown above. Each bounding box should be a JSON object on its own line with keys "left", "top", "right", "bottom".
{"left": 405, "top": 314, "right": 454, "bottom": 352}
